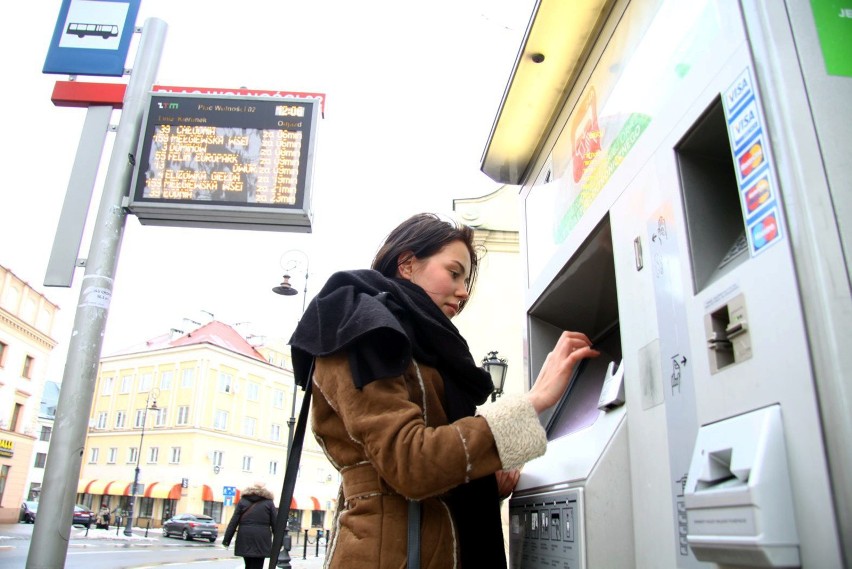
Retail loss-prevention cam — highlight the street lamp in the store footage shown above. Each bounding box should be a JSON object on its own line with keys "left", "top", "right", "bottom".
{"left": 482, "top": 351, "right": 508, "bottom": 402}
{"left": 124, "top": 387, "right": 160, "bottom": 536}
{"left": 271, "top": 250, "right": 310, "bottom": 569}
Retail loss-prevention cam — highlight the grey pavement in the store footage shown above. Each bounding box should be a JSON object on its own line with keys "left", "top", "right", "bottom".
{"left": 1, "top": 522, "right": 325, "bottom": 568}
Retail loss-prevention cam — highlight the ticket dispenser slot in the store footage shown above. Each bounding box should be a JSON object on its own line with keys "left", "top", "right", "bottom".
{"left": 676, "top": 97, "right": 747, "bottom": 293}
{"left": 684, "top": 405, "right": 800, "bottom": 567}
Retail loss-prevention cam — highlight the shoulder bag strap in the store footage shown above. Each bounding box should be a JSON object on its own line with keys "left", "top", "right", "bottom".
{"left": 238, "top": 501, "right": 257, "bottom": 523}
{"left": 408, "top": 500, "right": 421, "bottom": 569}
{"left": 269, "top": 368, "right": 313, "bottom": 568}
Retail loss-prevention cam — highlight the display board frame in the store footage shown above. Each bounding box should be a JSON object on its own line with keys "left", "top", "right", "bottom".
{"left": 128, "top": 92, "right": 319, "bottom": 232}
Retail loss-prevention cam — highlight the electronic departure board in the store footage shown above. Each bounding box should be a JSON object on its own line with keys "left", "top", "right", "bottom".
{"left": 128, "top": 92, "right": 319, "bottom": 232}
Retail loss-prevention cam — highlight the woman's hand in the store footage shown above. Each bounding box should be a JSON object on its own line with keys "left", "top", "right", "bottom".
{"left": 495, "top": 469, "right": 520, "bottom": 499}
{"left": 525, "top": 331, "right": 599, "bottom": 414}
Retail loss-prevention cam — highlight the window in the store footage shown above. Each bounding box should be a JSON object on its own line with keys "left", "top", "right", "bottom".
{"left": 115, "top": 411, "right": 126, "bottom": 428}
{"left": 148, "top": 446, "right": 159, "bottom": 463}
{"left": 138, "top": 497, "right": 154, "bottom": 518}
{"left": 160, "top": 370, "right": 174, "bottom": 390}
{"left": 0, "top": 465, "right": 9, "bottom": 505}
{"left": 212, "top": 450, "right": 223, "bottom": 467}
{"left": 181, "top": 368, "right": 194, "bottom": 388}
{"left": 218, "top": 372, "right": 233, "bottom": 393}
{"left": 170, "top": 447, "right": 181, "bottom": 464}
{"left": 22, "top": 355, "right": 34, "bottom": 379}
{"left": 0, "top": 341, "right": 7, "bottom": 367}
{"left": 139, "top": 372, "right": 153, "bottom": 392}
{"left": 242, "top": 417, "right": 256, "bottom": 437}
{"left": 34, "top": 453, "right": 47, "bottom": 468}
{"left": 96, "top": 412, "right": 107, "bottom": 429}
{"left": 311, "top": 510, "right": 325, "bottom": 529}
{"left": 213, "top": 410, "right": 228, "bottom": 430}
{"left": 154, "top": 407, "right": 167, "bottom": 427}
{"left": 203, "top": 501, "right": 223, "bottom": 523}
{"left": 247, "top": 382, "right": 260, "bottom": 401}
{"left": 273, "top": 390, "right": 284, "bottom": 409}
{"left": 242, "top": 455, "right": 252, "bottom": 472}
{"left": 270, "top": 424, "right": 281, "bottom": 442}
{"left": 89, "top": 448, "right": 99, "bottom": 464}
{"left": 269, "top": 460, "right": 278, "bottom": 475}
{"left": 135, "top": 409, "right": 147, "bottom": 428}
{"left": 108, "top": 448, "right": 117, "bottom": 464}
{"left": 11, "top": 404, "right": 22, "bottom": 431}
{"left": 100, "top": 376, "right": 114, "bottom": 395}
{"left": 39, "top": 426, "right": 52, "bottom": 442}
{"left": 120, "top": 374, "right": 133, "bottom": 394}
{"left": 129, "top": 447, "right": 139, "bottom": 463}
{"left": 177, "top": 406, "right": 189, "bottom": 425}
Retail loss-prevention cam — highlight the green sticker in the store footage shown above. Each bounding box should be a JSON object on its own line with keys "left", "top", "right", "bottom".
{"left": 810, "top": 0, "right": 852, "bottom": 77}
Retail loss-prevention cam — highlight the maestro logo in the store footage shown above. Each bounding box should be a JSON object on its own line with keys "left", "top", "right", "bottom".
{"left": 751, "top": 211, "right": 779, "bottom": 251}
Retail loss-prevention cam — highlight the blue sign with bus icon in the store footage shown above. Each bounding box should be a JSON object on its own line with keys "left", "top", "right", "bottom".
{"left": 43, "top": 0, "right": 141, "bottom": 77}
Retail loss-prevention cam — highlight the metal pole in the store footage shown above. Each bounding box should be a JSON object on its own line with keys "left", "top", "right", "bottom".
{"left": 125, "top": 399, "right": 147, "bottom": 535}
{"left": 275, "top": 383, "right": 299, "bottom": 569}
{"left": 26, "top": 18, "right": 167, "bottom": 569}
{"left": 273, "top": 252, "right": 309, "bottom": 569}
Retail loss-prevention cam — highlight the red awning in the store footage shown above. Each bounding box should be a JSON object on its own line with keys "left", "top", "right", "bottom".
{"left": 144, "top": 482, "right": 182, "bottom": 500}
{"left": 104, "top": 481, "right": 132, "bottom": 496}
{"left": 292, "top": 495, "right": 321, "bottom": 511}
{"left": 202, "top": 484, "right": 214, "bottom": 502}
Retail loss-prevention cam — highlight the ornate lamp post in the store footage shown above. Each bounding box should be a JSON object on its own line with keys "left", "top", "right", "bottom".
{"left": 271, "top": 250, "right": 310, "bottom": 569}
{"left": 482, "top": 351, "right": 508, "bottom": 402}
{"left": 124, "top": 387, "right": 160, "bottom": 536}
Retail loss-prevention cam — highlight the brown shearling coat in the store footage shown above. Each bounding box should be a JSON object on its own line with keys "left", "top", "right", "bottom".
{"left": 312, "top": 352, "right": 543, "bottom": 569}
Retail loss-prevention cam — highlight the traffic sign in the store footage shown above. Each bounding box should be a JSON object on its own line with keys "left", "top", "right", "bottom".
{"left": 43, "top": 0, "right": 141, "bottom": 77}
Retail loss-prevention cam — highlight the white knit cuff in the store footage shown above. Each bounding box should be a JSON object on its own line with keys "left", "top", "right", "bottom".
{"left": 478, "top": 394, "right": 547, "bottom": 470}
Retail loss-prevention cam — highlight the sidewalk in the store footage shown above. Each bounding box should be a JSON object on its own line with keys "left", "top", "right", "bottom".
{"left": 1, "top": 523, "right": 325, "bottom": 567}
{"left": 282, "top": 551, "right": 326, "bottom": 569}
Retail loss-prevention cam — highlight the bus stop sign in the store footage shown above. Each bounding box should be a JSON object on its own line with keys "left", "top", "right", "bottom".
{"left": 43, "top": 0, "right": 141, "bottom": 77}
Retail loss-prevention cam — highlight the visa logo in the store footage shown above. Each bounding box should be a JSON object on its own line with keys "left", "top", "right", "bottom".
{"left": 730, "top": 100, "right": 760, "bottom": 147}
{"left": 726, "top": 74, "right": 751, "bottom": 110}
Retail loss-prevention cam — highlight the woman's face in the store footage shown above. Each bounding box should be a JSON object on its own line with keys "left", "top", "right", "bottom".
{"left": 398, "top": 240, "right": 471, "bottom": 318}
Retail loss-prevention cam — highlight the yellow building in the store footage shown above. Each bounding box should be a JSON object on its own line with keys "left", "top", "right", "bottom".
{"left": 0, "top": 264, "right": 59, "bottom": 523}
{"left": 78, "top": 319, "right": 337, "bottom": 533}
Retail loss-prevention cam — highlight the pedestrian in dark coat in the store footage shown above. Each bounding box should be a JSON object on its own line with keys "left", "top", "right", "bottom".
{"left": 222, "top": 483, "right": 278, "bottom": 569}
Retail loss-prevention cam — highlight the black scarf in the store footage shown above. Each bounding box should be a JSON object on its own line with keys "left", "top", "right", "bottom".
{"left": 289, "top": 269, "right": 507, "bottom": 568}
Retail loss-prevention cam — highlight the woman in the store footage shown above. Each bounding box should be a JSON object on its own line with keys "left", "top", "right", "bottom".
{"left": 289, "top": 213, "right": 597, "bottom": 568}
{"left": 222, "top": 483, "right": 277, "bottom": 569}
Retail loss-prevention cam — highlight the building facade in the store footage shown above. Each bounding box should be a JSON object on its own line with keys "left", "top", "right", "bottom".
{"left": 0, "top": 264, "right": 59, "bottom": 523}
{"left": 78, "top": 319, "right": 337, "bottom": 533}
{"left": 23, "top": 381, "right": 60, "bottom": 502}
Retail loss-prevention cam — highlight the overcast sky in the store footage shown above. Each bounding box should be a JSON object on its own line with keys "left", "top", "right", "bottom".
{"left": 0, "top": 0, "right": 534, "bottom": 380}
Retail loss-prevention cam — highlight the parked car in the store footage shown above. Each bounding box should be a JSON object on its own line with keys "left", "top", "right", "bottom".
{"left": 162, "top": 513, "right": 218, "bottom": 542}
{"left": 20, "top": 501, "right": 38, "bottom": 523}
{"left": 72, "top": 504, "right": 95, "bottom": 528}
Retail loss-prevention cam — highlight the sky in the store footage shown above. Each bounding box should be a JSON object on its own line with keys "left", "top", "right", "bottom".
{"left": 0, "top": 0, "right": 535, "bottom": 381}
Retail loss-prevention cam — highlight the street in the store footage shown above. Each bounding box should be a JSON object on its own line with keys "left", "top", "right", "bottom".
{"left": 0, "top": 523, "right": 326, "bottom": 568}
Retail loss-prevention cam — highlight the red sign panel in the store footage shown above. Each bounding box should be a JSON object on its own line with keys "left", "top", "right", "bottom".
{"left": 152, "top": 85, "right": 326, "bottom": 117}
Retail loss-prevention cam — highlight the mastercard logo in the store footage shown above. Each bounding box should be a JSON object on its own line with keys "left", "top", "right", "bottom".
{"left": 738, "top": 142, "right": 764, "bottom": 179}
{"left": 751, "top": 212, "right": 779, "bottom": 250}
{"left": 745, "top": 177, "right": 771, "bottom": 213}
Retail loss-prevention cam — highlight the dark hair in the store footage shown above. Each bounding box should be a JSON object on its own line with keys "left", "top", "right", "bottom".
{"left": 371, "top": 213, "right": 479, "bottom": 313}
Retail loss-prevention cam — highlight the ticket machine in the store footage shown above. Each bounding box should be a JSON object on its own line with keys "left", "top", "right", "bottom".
{"left": 482, "top": 1, "right": 851, "bottom": 567}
